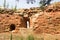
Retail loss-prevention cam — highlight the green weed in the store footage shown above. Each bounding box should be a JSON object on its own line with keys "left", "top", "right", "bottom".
{"left": 27, "top": 35, "right": 34, "bottom": 40}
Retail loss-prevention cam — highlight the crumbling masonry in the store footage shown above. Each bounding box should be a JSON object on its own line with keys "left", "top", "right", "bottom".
{"left": 0, "top": 3, "right": 60, "bottom": 34}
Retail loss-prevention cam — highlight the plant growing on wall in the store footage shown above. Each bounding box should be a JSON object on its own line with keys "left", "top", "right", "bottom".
{"left": 26, "top": 0, "right": 52, "bottom": 11}
{"left": 15, "top": 0, "right": 20, "bottom": 10}
{"left": 39, "top": 0, "right": 52, "bottom": 11}
{"left": 3, "top": 0, "right": 6, "bottom": 8}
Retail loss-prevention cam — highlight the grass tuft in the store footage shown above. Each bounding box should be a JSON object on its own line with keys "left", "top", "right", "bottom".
{"left": 27, "top": 35, "right": 34, "bottom": 40}
{"left": 10, "top": 33, "right": 12, "bottom": 40}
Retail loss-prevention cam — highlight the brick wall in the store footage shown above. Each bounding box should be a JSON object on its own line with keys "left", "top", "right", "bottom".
{"left": 30, "top": 11, "right": 60, "bottom": 34}
{"left": 0, "top": 14, "right": 26, "bottom": 32}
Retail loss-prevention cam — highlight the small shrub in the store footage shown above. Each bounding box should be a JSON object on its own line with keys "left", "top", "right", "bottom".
{"left": 15, "top": 36, "right": 24, "bottom": 40}
{"left": 40, "top": 38, "right": 44, "bottom": 40}
{"left": 20, "top": 36, "right": 24, "bottom": 40}
{"left": 27, "top": 35, "right": 34, "bottom": 40}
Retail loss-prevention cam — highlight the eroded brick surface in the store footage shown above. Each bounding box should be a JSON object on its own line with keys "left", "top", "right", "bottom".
{"left": 30, "top": 12, "right": 60, "bottom": 34}
{"left": 0, "top": 14, "right": 26, "bottom": 32}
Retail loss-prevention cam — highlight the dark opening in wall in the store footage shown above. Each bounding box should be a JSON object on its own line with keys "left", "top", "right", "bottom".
{"left": 10, "top": 24, "right": 15, "bottom": 31}
{"left": 23, "top": 17, "right": 30, "bottom": 28}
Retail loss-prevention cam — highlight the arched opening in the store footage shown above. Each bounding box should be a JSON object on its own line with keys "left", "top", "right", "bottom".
{"left": 10, "top": 24, "right": 15, "bottom": 31}
{"left": 23, "top": 17, "right": 30, "bottom": 28}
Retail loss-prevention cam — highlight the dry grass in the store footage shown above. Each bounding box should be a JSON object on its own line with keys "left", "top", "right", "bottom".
{"left": 0, "top": 29, "right": 60, "bottom": 40}
{"left": 0, "top": 33, "right": 60, "bottom": 40}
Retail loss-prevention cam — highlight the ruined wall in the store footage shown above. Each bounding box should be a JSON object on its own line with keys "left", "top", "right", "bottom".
{"left": 30, "top": 11, "right": 60, "bottom": 34}
{"left": 0, "top": 14, "right": 26, "bottom": 32}
{"left": 0, "top": 2, "right": 60, "bottom": 34}
{"left": 29, "top": 2, "right": 60, "bottom": 34}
